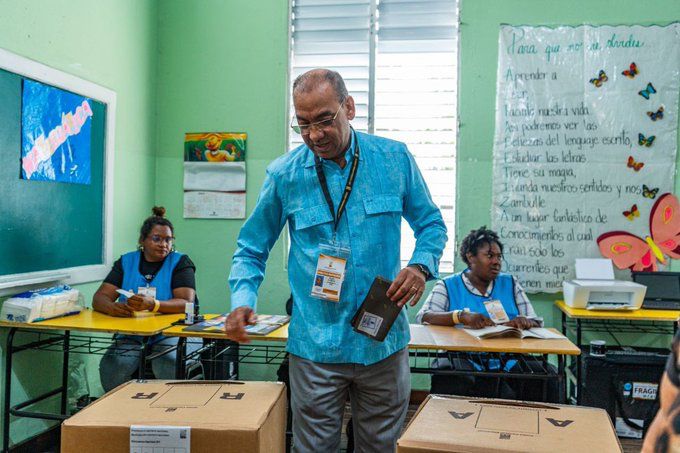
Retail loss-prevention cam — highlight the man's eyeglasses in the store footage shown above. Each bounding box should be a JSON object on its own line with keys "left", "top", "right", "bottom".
{"left": 291, "top": 102, "right": 344, "bottom": 136}
{"left": 150, "top": 235, "right": 175, "bottom": 245}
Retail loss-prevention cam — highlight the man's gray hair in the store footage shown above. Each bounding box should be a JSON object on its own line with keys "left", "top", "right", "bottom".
{"left": 293, "top": 69, "right": 348, "bottom": 103}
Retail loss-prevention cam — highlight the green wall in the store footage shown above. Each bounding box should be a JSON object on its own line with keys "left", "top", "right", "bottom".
{"left": 155, "top": 0, "right": 291, "bottom": 316}
{"left": 0, "top": 0, "right": 158, "bottom": 446}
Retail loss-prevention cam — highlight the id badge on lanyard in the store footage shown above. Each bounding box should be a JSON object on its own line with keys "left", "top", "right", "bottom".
{"left": 138, "top": 286, "right": 157, "bottom": 299}
{"left": 310, "top": 129, "right": 359, "bottom": 303}
{"left": 484, "top": 299, "right": 509, "bottom": 324}
{"left": 311, "top": 240, "right": 351, "bottom": 302}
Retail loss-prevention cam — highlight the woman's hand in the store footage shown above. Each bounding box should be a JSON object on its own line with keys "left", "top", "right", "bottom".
{"left": 105, "top": 301, "right": 134, "bottom": 317}
{"left": 126, "top": 295, "right": 155, "bottom": 311}
{"left": 503, "top": 316, "right": 535, "bottom": 330}
{"left": 460, "top": 312, "right": 495, "bottom": 329}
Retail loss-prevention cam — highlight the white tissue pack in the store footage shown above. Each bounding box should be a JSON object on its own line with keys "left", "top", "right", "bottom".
{"left": 1, "top": 285, "right": 82, "bottom": 323}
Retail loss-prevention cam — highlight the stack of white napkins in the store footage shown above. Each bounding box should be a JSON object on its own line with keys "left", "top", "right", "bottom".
{"left": 1, "top": 285, "right": 82, "bottom": 323}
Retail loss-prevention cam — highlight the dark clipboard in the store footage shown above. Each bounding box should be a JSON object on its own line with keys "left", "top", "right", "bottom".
{"left": 351, "top": 276, "right": 403, "bottom": 342}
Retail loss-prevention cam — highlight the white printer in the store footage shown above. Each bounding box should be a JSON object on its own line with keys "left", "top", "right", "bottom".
{"left": 563, "top": 259, "right": 647, "bottom": 310}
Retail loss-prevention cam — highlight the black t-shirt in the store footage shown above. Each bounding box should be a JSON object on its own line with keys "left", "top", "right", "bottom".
{"left": 104, "top": 253, "right": 196, "bottom": 290}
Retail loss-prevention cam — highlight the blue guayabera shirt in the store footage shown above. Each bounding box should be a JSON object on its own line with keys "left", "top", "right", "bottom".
{"left": 229, "top": 131, "right": 447, "bottom": 364}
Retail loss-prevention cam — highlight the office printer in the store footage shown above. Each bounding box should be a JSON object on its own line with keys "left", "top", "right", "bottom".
{"left": 563, "top": 259, "right": 647, "bottom": 310}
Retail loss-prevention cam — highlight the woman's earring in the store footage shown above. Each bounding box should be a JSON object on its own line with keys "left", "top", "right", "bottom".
{"left": 138, "top": 244, "right": 144, "bottom": 252}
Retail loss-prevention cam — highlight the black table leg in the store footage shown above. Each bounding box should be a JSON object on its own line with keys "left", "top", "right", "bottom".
{"left": 576, "top": 319, "right": 582, "bottom": 404}
{"left": 175, "top": 337, "right": 186, "bottom": 379}
{"left": 3, "top": 328, "right": 17, "bottom": 452}
{"left": 60, "top": 331, "right": 70, "bottom": 416}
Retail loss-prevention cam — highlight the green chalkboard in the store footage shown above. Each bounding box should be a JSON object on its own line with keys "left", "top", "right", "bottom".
{"left": 0, "top": 68, "right": 106, "bottom": 276}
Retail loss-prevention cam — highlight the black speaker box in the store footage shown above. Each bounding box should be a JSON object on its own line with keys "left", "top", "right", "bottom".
{"left": 579, "top": 347, "right": 668, "bottom": 438}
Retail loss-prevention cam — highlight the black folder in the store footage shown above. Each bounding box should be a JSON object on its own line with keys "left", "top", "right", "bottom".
{"left": 351, "top": 276, "right": 403, "bottom": 342}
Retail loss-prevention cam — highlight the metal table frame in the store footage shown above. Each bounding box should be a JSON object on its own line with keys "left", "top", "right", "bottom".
{"left": 560, "top": 314, "right": 676, "bottom": 404}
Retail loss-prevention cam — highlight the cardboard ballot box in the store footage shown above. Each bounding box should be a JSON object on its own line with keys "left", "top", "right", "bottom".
{"left": 62, "top": 380, "right": 286, "bottom": 453}
{"left": 397, "top": 395, "right": 622, "bottom": 453}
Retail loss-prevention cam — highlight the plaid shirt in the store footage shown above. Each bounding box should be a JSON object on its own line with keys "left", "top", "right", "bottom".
{"left": 416, "top": 271, "right": 542, "bottom": 325}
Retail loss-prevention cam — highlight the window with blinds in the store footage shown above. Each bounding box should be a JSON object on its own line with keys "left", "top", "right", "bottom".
{"left": 289, "top": 0, "right": 459, "bottom": 273}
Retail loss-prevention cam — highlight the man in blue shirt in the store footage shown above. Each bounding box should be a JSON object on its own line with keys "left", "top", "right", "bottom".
{"left": 226, "top": 69, "right": 447, "bottom": 452}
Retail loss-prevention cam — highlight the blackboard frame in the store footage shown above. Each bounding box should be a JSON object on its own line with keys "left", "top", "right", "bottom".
{"left": 0, "top": 48, "right": 115, "bottom": 294}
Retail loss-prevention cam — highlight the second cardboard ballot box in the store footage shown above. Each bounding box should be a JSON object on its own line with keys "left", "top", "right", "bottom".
{"left": 62, "top": 380, "right": 286, "bottom": 453}
{"left": 397, "top": 395, "right": 622, "bottom": 453}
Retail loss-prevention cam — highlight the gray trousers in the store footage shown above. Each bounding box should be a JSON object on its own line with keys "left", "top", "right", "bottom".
{"left": 290, "top": 348, "right": 410, "bottom": 453}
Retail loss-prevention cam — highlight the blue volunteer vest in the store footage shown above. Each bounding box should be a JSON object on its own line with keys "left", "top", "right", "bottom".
{"left": 443, "top": 271, "right": 519, "bottom": 320}
{"left": 119, "top": 250, "right": 183, "bottom": 302}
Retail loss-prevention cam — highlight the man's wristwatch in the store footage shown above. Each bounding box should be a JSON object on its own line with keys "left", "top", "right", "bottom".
{"left": 410, "top": 263, "right": 430, "bottom": 279}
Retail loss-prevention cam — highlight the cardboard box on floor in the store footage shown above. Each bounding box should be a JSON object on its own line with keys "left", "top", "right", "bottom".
{"left": 398, "top": 395, "right": 622, "bottom": 453}
{"left": 61, "top": 380, "right": 286, "bottom": 453}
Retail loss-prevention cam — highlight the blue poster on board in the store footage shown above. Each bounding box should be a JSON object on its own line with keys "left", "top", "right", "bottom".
{"left": 21, "top": 79, "right": 93, "bottom": 184}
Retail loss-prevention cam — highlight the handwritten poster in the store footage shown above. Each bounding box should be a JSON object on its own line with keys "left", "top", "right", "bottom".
{"left": 491, "top": 24, "right": 680, "bottom": 293}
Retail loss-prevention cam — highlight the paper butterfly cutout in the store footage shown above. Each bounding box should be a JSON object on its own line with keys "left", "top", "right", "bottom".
{"left": 622, "top": 62, "right": 638, "bottom": 79}
{"left": 638, "top": 133, "right": 656, "bottom": 147}
{"left": 627, "top": 156, "right": 644, "bottom": 171}
{"left": 647, "top": 106, "right": 664, "bottom": 121}
{"left": 598, "top": 193, "right": 680, "bottom": 271}
{"left": 638, "top": 82, "right": 657, "bottom": 100}
{"left": 623, "top": 204, "right": 640, "bottom": 221}
{"left": 589, "top": 70, "right": 608, "bottom": 87}
{"left": 643, "top": 184, "right": 660, "bottom": 199}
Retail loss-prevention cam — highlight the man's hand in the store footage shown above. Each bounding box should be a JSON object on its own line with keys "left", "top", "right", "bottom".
{"left": 460, "top": 312, "right": 495, "bottom": 329}
{"left": 225, "top": 306, "right": 257, "bottom": 343}
{"left": 503, "top": 316, "right": 535, "bottom": 330}
{"left": 126, "top": 295, "right": 155, "bottom": 311}
{"left": 386, "top": 266, "right": 427, "bottom": 308}
{"left": 106, "top": 301, "right": 134, "bottom": 317}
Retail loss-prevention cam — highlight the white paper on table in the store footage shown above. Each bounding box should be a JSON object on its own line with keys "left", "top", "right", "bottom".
{"left": 183, "top": 161, "right": 245, "bottom": 191}
{"left": 183, "top": 190, "right": 246, "bottom": 219}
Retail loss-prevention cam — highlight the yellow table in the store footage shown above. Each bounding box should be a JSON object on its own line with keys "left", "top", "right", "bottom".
{"left": 555, "top": 300, "right": 680, "bottom": 322}
{"left": 1, "top": 309, "right": 184, "bottom": 451}
{"left": 555, "top": 300, "right": 679, "bottom": 404}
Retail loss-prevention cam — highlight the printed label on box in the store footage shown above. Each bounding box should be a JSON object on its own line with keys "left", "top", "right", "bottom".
{"left": 130, "top": 425, "right": 191, "bottom": 453}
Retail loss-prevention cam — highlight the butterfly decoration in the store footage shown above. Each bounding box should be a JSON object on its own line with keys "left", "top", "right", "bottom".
{"left": 638, "top": 133, "right": 656, "bottom": 147}
{"left": 589, "top": 70, "right": 608, "bottom": 87}
{"left": 622, "top": 204, "right": 640, "bottom": 221}
{"left": 622, "top": 62, "right": 639, "bottom": 79}
{"left": 643, "top": 184, "right": 660, "bottom": 199}
{"left": 598, "top": 193, "right": 680, "bottom": 271}
{"left": 638, "top": 82, "right": 657, "bottom": 100}
{"left": 647, "top": 106, "right": 664, "bottom": 121}
{"left": 627, "top": 156, "right": 644, "bottom": 171}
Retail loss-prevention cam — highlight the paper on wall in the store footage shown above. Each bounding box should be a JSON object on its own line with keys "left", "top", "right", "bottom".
{"left": 183, "top": 190, "right": 245, "bottom": 219}
{"left": 183, "top": 161, "right": 245, "bottom": 192}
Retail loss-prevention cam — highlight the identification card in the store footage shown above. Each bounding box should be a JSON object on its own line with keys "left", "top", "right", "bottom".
{"left": 484, "top": 299, "right": 510, "bottom": 324}
{"left": 311, "top": 241, "right": 350, "bottom": 302}
{"left": 138, "top": 286, "right": 157, "bottom": 299}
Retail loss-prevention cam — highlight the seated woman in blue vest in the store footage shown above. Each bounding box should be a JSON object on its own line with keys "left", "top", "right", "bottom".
{"left": 417, "top": 226, "right": 558, "bottom": 401}
{"left": 94, "top": 206, "right": 197, "bottom": 391}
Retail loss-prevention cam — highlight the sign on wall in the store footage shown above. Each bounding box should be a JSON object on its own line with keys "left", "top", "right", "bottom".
{"left": 491, "top": 23, "right": 680, "bottom": 293}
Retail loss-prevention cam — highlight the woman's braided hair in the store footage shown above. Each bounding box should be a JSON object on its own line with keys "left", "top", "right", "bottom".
{"left": 459, "top": 226, "right": 503, "bottom": 265}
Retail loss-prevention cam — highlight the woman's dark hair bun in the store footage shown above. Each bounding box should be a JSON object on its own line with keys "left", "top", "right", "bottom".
{"left": 152, "top": 206, "right": 166, "bottom": 218}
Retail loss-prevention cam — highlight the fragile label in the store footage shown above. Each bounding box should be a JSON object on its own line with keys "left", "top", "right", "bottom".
{"left": 632, "top": 382, "right": 658, "bottom": 400}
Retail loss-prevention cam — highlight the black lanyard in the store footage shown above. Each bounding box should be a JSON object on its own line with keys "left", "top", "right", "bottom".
{"left": 314, "top": 134, "right": 360, "bottom": 233}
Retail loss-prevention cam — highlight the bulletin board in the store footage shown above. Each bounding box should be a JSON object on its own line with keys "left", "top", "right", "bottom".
{"left": 0, "top": 48, "right": 116, "bottom": 292}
